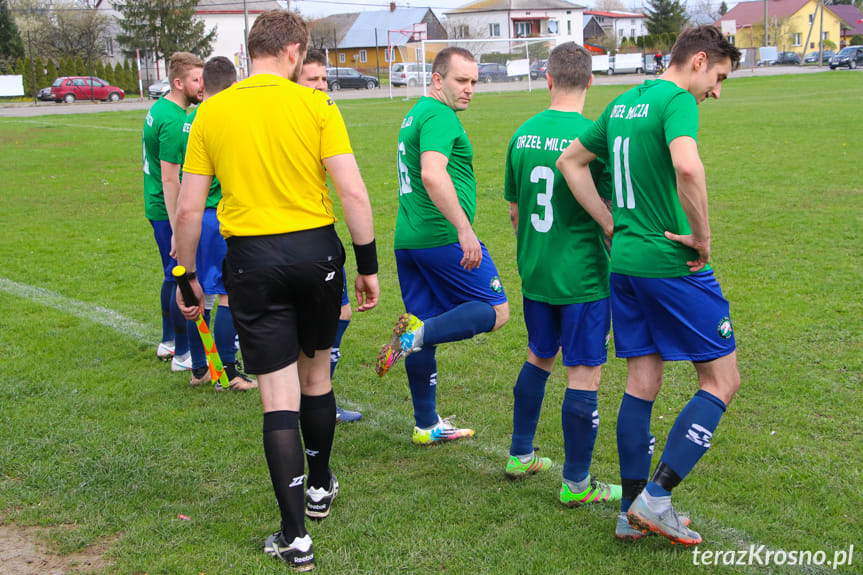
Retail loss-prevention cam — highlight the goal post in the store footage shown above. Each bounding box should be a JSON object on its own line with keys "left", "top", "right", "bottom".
{"left": 387, "top": 36, "right": 557, "bottom": 100}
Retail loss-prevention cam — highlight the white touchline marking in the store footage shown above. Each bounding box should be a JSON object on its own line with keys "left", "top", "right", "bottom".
{"left": 1, "top": 118, "right": 140, "bottom": 132}
{"left": 0, "top": 277, "right": 157, "bottom": 344}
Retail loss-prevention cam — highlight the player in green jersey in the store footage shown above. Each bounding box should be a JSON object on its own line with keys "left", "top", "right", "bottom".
{"left": 376, "top": 47, "right": 509, "bottom": 445}
{"left": 503, "top": 42, "right": 621, "bottom": 508}
{"left": 558, "top": 26, "right": 742, "bottom": 546}
{"left": 178, "top": 56, "right": 256, "bottom": 392}
{"left": 142, "top": 52, "right": 203, "bottom": 372}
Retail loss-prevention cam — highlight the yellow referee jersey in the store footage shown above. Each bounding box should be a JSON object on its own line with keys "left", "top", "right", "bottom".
{"left": 183, "top": 73, "right": 353, "bottom": 238}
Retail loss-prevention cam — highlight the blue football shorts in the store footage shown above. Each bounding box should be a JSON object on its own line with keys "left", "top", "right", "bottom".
{"left": 395, "top": 241, "right": 508, "bottom": 321}
{"left": 150, "top": 219, "right": 177, "bottom": 281}
{"left": 199, "top": 208, "right": 227, "bottom": 296}
{"left": 523, "top": 297, "right": 610, "bottom": 367}
{"left": 610, "top": 271, "right": 736, "bottom": 362}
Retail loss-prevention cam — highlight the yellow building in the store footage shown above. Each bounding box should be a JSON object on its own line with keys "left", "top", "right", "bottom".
{"left": 717, "top": 0, "right": 842, "bottom": 55}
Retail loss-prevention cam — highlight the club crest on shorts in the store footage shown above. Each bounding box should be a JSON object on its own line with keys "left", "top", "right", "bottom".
{"left": 489, "top": 276, "right": 503, "bottom": 294}
{"left": 717, "top": 316, "right": 733, "bottom": 340}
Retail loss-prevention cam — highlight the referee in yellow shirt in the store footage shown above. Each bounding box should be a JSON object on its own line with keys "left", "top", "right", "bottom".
{"left": 174, "top": 10, "right": 379, "bottom": 571}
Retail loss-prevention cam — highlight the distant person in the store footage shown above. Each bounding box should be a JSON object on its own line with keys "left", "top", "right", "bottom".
{"left": 142, "top": 52, "right": 204, "bottom": 372}
{"left": 179, "top": 55, "right": 255, "bottom": 391}
{"left": 557, "top": 25, "right": 742, "bottom": 546}
{"left": 298, "top": 49, "right": 362, "bottom": 423}
{"left": 376, "top": 47, "right": 509, "bottom": 445}
{"left": 504, "top": 42, "right": 621, "bottom": 508}
{"left": 174, "top": 10, "right": 379, "bottom": 570}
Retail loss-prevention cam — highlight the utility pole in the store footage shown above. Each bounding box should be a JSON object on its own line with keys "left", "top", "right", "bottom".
{"left": 763, "top": 0, "right": 768, "bottom": 47}
{"left": 26, "top": 30, "right": 36, "bottom": 104}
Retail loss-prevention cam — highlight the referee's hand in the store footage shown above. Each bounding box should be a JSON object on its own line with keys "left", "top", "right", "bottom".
{"left": 355, "top": 274, "right": 380, "bottom": 312}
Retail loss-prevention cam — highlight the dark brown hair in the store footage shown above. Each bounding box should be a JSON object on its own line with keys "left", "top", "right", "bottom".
{"left": 248, "top": 10, "right": 309, "bottom": 60}
{"left": 670, "top": 25, "right": 742, "bottom": 70}
{"left": 546, "top": 42, "right": 592, "bottom": 90}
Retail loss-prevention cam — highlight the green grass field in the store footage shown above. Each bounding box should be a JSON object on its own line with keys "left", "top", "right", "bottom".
{"left": 0, "top": 72, "right": 860, "bottom": 574}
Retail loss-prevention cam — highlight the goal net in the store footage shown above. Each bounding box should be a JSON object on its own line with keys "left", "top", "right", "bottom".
{"left": 387, "top": 35, "right": 556, "bottom": 100}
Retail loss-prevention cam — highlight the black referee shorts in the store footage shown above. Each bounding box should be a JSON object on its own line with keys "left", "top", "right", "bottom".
{"left": 223, "top": 226, "right": 345, "bottom": 375}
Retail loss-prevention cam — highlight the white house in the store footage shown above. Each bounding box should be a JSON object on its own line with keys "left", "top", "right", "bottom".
{"left": 195, "top": 0, "right": 285, "bottom": 74}
{"left": 445, "top": 0, "right": 587, "bottom": 47}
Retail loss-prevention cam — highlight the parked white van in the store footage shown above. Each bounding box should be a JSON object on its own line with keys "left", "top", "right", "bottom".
{"left": 390, "top": 62, "right": 432, "bottom": 87}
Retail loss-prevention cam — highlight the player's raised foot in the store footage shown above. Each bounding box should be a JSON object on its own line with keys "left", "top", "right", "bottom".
{"left": 559, "top": 475, "right": 622, "bottom": 507}
{"left": 505, "top": 452, "right": 553, "bottom": 479}
{"left": 215, "top": 363, "right": 258, "bottom": 392}
{"left": 375, "top": 313, "right": 423, "bottom": 377}
{"left": 264, "top": 532, "right": 314, "bottom": 571}
{"left": 616, "top": 511, "right": 691, "bottom": 541}
{"left": 189, "top": 366, "right": 211, "bottom": 387}
{"left": 626, "top": 492, "right": 702, "bottom": 546}
{"left": 412, "top": 416, "right": 474, "bottom": 446}
{"left": 306, "top": 471, "right": 339, "bottom": 519}
{"left": 335, "top": 406, "right": 362, "bottom": 423}
{"left": 171, "top": 352, "right": 192, "bottom": 372}
{"left": 156, "top": 341, "right": 175, "bottom": 361}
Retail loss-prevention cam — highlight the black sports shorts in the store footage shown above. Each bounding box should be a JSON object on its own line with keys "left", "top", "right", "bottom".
{"left": 223, "top": 225, "right": 345, "bottom": 375}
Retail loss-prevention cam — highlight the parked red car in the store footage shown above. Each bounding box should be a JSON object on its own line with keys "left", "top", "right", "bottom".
{"left": 49, "top": 76, "right": 125, "bottom": 103}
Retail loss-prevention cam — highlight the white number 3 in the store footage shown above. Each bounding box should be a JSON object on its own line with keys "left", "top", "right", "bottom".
{"left": 530, "top": 165, "right": 555, "bottom": 233}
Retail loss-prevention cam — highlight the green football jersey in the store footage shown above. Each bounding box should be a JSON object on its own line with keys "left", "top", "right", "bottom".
{"left": 394, "top": 97, "right": 476, "bottom": 249}
{"left": 181, "top": 107, "right": 221, "bottom": 210}
{"left": 579, "top": 79, "right": 707, "bottom": 278}
{"left": 504, "top": 109, "right": 611, "bottom": 304}
{"left": 142, "top": 97, "right": 187, "bottom": 221}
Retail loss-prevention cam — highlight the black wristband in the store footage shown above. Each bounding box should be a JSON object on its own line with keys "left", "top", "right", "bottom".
{"left": 353, "top": 239, "right": 378, "bottom": 275}
{"left": 186, "top": 271, "right": 197, "bottom": 281}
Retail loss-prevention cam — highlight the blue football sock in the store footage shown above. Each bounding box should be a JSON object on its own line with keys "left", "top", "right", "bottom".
{"left": 214, "top": 305, "right": 238, "bottom": 366}
{"left": 160, "top": 281, "right": 174, "bottom": 343}
{"left": 646, "top": 390, "right": 726, "bottom": 498}
{"left": 330, "top": 319, "right": 350, "bottom": 379}
{"left": 422, "top": 301, "right": 496, "bottom": 346}
{"left": 187, "top": 308, "right": 210, "bottom": 370}
{"left": 170, "top": 288, "right": 189, "bottom": 357}
{"left": 617, "top": 393, "right": 655, "bottom": 512}
{"left": 404, "top": 346, "right": 438, "bottom": 429}
{"left": 510, "top": 362, "right": 550, "bottom": 456}
{"left": 562, "top": 388, "right": 599, "bottom": 484}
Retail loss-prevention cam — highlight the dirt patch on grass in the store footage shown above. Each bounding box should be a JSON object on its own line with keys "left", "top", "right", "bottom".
{"left": 0, "top": 523, "right": 110, "bottom": 574}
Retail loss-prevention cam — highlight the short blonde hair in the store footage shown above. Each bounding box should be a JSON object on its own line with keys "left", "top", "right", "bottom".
{"left": 168, "top": 52, "right": 204, "bottom": 84}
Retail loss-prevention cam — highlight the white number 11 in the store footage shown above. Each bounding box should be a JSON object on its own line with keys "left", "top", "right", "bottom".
{"left": 612, "top": 136, "right": 635, "bottom": 209}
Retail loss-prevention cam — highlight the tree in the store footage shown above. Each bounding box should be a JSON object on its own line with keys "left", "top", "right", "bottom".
{"left": 719, "top": 1, "right": 728, "bottom": 16}
{"left": 0, "top": 0, "right": 25, "bottom": 68}
{"left": 594, "top": 0, "right": 627, "bottom": 10}
{"left": 852, "top": 34, "right": 863, "bottom": 45}
{"left": 115, "top": 1, "right": 216, "bottom": 74}
{"left": 645, "top": 0, "right": 688, "bottom": 35}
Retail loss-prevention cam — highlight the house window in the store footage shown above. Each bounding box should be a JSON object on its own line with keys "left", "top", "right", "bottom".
{"left": 792, "top": 33, "right": 801, "bottom": 46}
{"left": 339, "top": 53, "right": 346, "bottom": 63}
{"left": 454, "top": 24, "right": 468, "bottom": 39}
{"left": 489, "top": 23, "right": 500, "bottom": 37}
{"left": 567, "top": 20, "right": 572, "bottom": 35}
{"left": 515, "top": 21, "right": 531, "bottom": 37}
{"left": 729, "top": 35, "right": 735, "bottom": 45}
{"left": 631, "top": 28, "right": 635, "bottom": 37}
{"left": 359, "top": 49, "right": 368, "bottom": 63}
{"left": 809, "top": 13, "right": 814, "bottom": 24}
{"left": 822, "top": 32, "right": 829, "bottom": 41}
{"left": 548, "top": 20, "right": 559, "bottom": 35}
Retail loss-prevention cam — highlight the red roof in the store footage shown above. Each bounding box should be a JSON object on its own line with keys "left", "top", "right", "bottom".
{"left": 716, "top": 0, "right": 810, "bottom": 27}
{"left": 830, "top": 4, "right": 863, "bottom": 36}
{"left": 585, "top": 10, "right": 644, "bottom": 19}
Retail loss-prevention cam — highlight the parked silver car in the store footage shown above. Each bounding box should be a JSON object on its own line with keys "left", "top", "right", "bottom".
{"left": 147, "top": 77, "right": 170, "bottom": 99}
